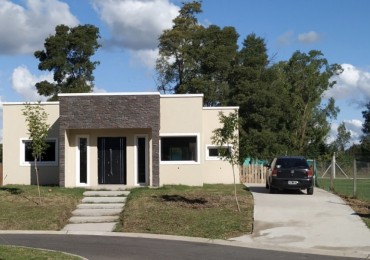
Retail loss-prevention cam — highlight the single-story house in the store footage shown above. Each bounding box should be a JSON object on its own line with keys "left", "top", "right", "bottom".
{"left": 2, "top": 93, "right": 239, "bottom": 188}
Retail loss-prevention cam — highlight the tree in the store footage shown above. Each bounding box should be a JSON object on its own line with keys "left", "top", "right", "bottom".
{"left": 331, "top": 122, "right": 351, "bottom": 152}
{"left": 212, "top": 110, "right": 241, "bottom": 212}
{"left": 360, "top": 101, "right": 370, "bottom": 152}
{"left": 282, "top": 50, "right": 342, "bottom": 155}
{"left": 22, "top": 103, "right": 50, "bottom": 204}
{"left": 229, "top": 34, "right": 283, "bottom": 159}
{"left": 156, "top": 1, "right": 238, "bottom": 106}
{"left": 35, "top": 24, "right": 101, "bottom": 101}
{"left": 0, "top": 143, "right": 2, "bottom": 163}
{"left": 156, "top": 1, "right": 203, "bottom": 94}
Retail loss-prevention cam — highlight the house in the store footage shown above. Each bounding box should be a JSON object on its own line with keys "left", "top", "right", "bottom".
{"left": 2, "top": 93, "right": 239, "bottom": 188}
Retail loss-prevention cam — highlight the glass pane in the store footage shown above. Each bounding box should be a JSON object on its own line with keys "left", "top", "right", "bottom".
{"left": 24, "top": 140, "right": 56, "bottom": 162}
{"left": 79, "top": 138, "right": 87, "bottom": 183}
{"left": 161, "top": 137, "right": 197, "bottom": 161}
{"left": 137, "top": 138, "right": 146, "bottom": 183}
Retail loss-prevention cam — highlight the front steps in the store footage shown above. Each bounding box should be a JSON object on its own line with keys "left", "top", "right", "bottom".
{"left": 62, "top": 189, "right": 130, "bottom": 232}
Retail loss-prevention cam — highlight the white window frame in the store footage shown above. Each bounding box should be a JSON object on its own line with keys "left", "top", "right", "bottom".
{"left": 160, "top": 133, "right": 200, "bottom": 165}
{"left": 20, "top": 138, "right": 58, "bottom": 166}
{"left": 205, "top": 144, "right": 232, "bottom": 161}
{"left": 76, "top": 135, "right": 90, "bottom": 186}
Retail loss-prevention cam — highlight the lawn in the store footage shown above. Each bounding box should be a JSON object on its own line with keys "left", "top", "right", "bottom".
{"left": 0, "top": 245, "right": 82, "bottom": 260}
{"left": 116, "top": 184, "right": 254, "bottom": 239}
{"left": 0, "top": 185, "right": 84, "bottom": 230}
{"left": 317, "top": 178, "right": 370, "bottom": 228}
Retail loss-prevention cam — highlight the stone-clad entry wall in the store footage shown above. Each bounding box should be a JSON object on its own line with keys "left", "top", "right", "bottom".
{"left": 58, "top": 94, "right": 160, "bottom": 187}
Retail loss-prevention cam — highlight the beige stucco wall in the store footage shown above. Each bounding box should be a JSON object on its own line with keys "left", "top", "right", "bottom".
{"left": 2, "top": 102, "right": 60, "bottom": 185}
{"left": 202, "top": 108, "right": 240, "bottom": 184}
{"left": 159, "top": 95, "right": 204, "bottom": 186}
{"left": 64, "top": 129, "right": 151, "bottom": 188}
{"left": 159, "top": 95, "right": 239, "bottom": 186}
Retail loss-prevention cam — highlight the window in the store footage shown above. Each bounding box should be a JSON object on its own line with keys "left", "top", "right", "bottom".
{"left": 206, "top": 145, "right": 231, "bottom": 160}
{"left": 21, "top": 139, "right": 58, "bottom": 166}
{"left": 161, "top": 136, "right": 198, "bottom": 162}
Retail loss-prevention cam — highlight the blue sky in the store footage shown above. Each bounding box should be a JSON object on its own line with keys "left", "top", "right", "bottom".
{"left": 1, "top": 0, "right": 369, "bottom": 145}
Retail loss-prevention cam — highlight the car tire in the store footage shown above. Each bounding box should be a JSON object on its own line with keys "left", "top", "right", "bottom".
{"left": 307, "top": 186, "right": 314, "bottom": 195}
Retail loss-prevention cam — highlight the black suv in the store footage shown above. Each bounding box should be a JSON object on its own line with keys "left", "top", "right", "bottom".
{"left": 266, "top": 156, "right": 314, "bottom": 195}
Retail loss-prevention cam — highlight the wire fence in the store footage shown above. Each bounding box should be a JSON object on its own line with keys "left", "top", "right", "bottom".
{"left": 315, "top": 157, "right": 370, "bottom": 202}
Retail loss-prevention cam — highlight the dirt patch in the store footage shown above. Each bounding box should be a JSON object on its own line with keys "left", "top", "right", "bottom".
{"left": 340, "top": 195, "right": 370, "bottom": 228}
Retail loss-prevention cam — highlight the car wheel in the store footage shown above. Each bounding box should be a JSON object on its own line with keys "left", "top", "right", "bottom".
{"left": 307, "top": 186, "right": 314, "bottom": 195}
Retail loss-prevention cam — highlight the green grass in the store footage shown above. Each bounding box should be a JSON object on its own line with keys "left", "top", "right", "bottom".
{"left": 116, "top": 184, "right": 254, "bottom": 239}
{"left": 316, "top": 178, "right": 370, "bottom": 201}
{"left": 0, "top": 185, "right": 85, "bottom": 230}
{"left": 0, "top": 245, "right": 82, "bottom": 260}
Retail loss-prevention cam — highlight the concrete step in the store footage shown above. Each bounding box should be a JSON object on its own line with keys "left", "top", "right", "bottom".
{"left": 77, "top": 203, "right": 125, "bottom": 209}
{"left": 83, "top": 191, "right": 130, "bottom": 197}
{"left": 82, "top": 197, "right": 127, "bottom": 203}
{"left": 72, "top": 208, "right": 122, "bottom": 216}
{"left": 62, "top": 223, "right": 117, "bottom": 232}
{"left": 69, "top": 216, "right": 119, "bottom": 224}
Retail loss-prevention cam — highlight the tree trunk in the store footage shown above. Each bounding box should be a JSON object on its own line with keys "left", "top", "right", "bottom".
{"left": 34, "top": 158, "right": 41, "bottom": 205}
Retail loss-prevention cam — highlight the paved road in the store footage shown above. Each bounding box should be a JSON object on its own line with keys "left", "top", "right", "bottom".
{"left": 232, "top": 184, "right": 370, "bottom": 258}
{"left": 0, "top": 233, "right": 359, "bottom": 260}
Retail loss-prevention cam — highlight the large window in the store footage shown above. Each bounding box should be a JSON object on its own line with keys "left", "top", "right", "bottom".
{"left": 21, "top": 139, "right": 58, "bottom": 166}
{"left": 161, "top": 136, "right": 198, "bottom": 162}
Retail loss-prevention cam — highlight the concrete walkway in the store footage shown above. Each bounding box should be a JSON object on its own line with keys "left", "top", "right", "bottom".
{"left": 62, "top": 189, "right": 130, "bottom": 232}
{"left": 232, "top": 183, "right": 370, "bottom": 257}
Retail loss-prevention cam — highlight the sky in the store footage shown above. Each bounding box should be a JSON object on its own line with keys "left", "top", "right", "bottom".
{"left": 0, "top": 0, "right": 369, "bottom": 145}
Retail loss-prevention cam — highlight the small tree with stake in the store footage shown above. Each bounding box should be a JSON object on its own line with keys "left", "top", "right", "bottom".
{"left": 22, "top": 102, "right": 50, "bottom": 204}
{"left": 212, "top": 110, "right": 241, "bottom": 212}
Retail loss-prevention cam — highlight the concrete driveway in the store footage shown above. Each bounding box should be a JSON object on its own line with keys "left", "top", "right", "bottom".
{"left": 232, "top": 184, "right": 370, "bottom": 257}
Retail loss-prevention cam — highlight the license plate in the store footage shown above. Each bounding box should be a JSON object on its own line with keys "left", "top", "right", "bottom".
{"left": 288, "top": 181, "right": 298, "bottom": 185}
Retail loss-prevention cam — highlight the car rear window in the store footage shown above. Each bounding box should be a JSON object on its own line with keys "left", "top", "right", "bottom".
{"left": 276, "top": 158, "right": 309, "bottom": 168}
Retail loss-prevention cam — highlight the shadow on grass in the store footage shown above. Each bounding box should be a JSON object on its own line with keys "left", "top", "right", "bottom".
{"left": 160, "top": 195, "right": 207, "bottom": 205}
{"left": 0, "top": 187, "right": 23, "bottom": 195}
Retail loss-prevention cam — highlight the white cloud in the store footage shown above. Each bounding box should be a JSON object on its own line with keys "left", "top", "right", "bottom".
{"left": 344, "top": 119, "right": 363, "bottom": 144}
{"left": 277, "top": 31, "right": 294, "bottom": 46}
{"left": 277, "top": 30, "right": 320, "bottom": 46}
{"left": 325, "top": 64, "right": 370, "bottom": 106}
{"left": 328, "top": 119, "right": 363, "bottom": 146}
{"left": 0, "top": 0, "right": 79, "bottom": 55}
{"left": 298, "top": 31, "right": 320, "bottom": 44}
{"left": 129, "top": 49, "right": 159, "bottom": 69}
{"left": 11, "top": 66, "right": 52, "bottom": 101}
{"left": 93, "top": 0, "right": 179, "bottom": 50}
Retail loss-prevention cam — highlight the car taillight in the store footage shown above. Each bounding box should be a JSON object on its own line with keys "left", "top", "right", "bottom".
{"left": 272, "top": 168, "right": 278, "bottom": 176}
{"left": 307, "top": 168, "right": 313, "bottom": 177}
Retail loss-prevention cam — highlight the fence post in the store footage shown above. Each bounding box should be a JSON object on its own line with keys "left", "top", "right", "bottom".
{"left": 353, "top": 159, "right": 357, "bottom": 198}
{"left": 330, "top": 153, "right": 335, "bottom": 191}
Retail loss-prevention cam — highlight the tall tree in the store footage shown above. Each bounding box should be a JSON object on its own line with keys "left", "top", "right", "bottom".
{"left": 156, "top": 1, "right": 238, "bottom": 106}
{"left": 35, "top": 24, "right": 101, "bottom": 101}
{"left": 22, "top": 102, "right": 50, "bottom": 204}
{"left": 282, "top": 50, "right": 342, "bottom": 155}
{"left": 229, "top": 34, "right": 281, "bottom": 159}
{"left": 156, "top": 1, "right": 203, "bottom": 94}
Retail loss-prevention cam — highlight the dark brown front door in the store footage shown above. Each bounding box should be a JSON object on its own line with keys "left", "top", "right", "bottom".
{"left": 98, "top": 137, "right": 126, "bottom": 184}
